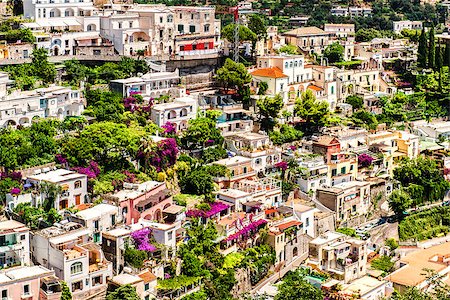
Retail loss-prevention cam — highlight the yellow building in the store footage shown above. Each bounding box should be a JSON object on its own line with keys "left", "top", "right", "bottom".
{"left": 328, "top": 152, "right": 358, "bottom": 186}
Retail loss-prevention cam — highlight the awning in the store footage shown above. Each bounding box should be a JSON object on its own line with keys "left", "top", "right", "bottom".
{"left": 64, "top": 19, "right": 81, "bottom": 26}
{"left": 21, "top": 22, "right": 40, "bottom": 28}
{"left": 49, "top": 20, "right": 66, "bottom": 27}
{"left": 36, "top": 20, "right": 51, "bottom": 27}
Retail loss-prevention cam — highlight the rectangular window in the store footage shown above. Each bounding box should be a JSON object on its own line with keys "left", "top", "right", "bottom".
{"left": 306, "top": 217, "right": 309, "bottom": 227}
{"left": 189, "top": 25, "right": 195, "bottom": 33}
{"left": 332, "top": 169, "right": 337, "bottom": 176}
{"left": 341, "top": 167, "right": 346, "bottom": 174}
{"left": 178, "top": 24, "right": 184, "bottom": 33}
{"left": 23, "top": 284, "right": 30, "bottom": 295}
{"left": 145, "top": 283, "right": 150, "bottom": 291}
{"left": 111, "top": 214, "right": 115, "bottom": 226}
{"left": 2, "top": 290, "right": 7, "bottom": 299}
{"left": 168, "top": 231, "right": 173, "bottom": 241}
{"left": 204, "top": 24, "right": 210, "bottom": 32}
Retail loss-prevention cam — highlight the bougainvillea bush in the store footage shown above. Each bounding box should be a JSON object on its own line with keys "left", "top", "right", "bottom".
{"left": 162, "top": 122, "right": 176, "bottom": 135}
{"left": 225, "top": 219, "right": 268, "bottom": 242}
{"left": 186, "top": 202, "right": 230, "bottom": 218}
{"left": 274, "top": 161, "right": 288, "bottom": 171}
{"left": 131, "top": 228, "right": 157, "bottom": 252}
{"left": 72, "top": 161, "right": 101, "bottom": 179}
{"left": 358, "top": 153, "right": 374, "bottom": 167}
{"left": 1, "top": 171, "right": 22, "bottom": 181}
{"left": 147, "top": 138, "right": 179, "bottom": 172}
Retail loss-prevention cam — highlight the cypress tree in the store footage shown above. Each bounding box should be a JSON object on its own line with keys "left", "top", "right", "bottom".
{"left": 428, "top": 25, "right": 436, "bottom": 69}
{"left": 418, "top": 28, "right": 428, "bottom": 68}
{"left": 445, "top": 43, "right": 450, "bottom": 67}
{"left": 436, "top": 44, "right": 443, "bottom": 71}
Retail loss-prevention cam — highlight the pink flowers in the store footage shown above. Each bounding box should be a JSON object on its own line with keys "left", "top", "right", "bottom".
{"left": 148, "top": 138, "right": 179, "bottom": 172}
{"left": 186, "top": 202, "right": 230, "bottom": 218}
{"left": 10, "top": 187, "right": 21, "bottom": 195}
{"left": 162, "top": 122, "right": 176, "bottom": 135}
{"left": 1, "top": 171, "right": 22, "bottom": 181}
{"left": 275, "top": 161, "right": 288, "bottom": 171}
{"left": 55, "top": 154, "right": 68, "bottom": 164}
{"left": 358, "top": 153, "right": 374, "bottom": 167}
{"left": 131, "top": 228, "right": 157, "bottom": 252}
{"left": 73, "top": 161, "right": 100, "bottom": 179}
{"left": 225, "top": 219, "right": 268, "bottom": 242}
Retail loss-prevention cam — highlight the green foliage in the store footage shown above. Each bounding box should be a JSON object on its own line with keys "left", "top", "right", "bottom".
{"left": 428, "top": 26, "right": 436, "bottom": 70}
{"left": 83, "top": 90, "right": 124, "bottom": 122}
{"left": 390, "top": 288, "right": 434, "bottom": 300}
{"left": 418, "top": 28, "right": 428, "bottom": 68}
{"left": 355, "top": 28, "right": 382, "bottom": 42}
{"left": 106, "top": 284, "right": 140, "bottom": 300}
{"left": 388, "top": 189, "right": 413, "bottom": 217}
{"left": 336, "top": 227, "right": 357, "bottom": 237}
{"left": 248, "top": 15, "right": 267, "bottom": 40}
{"left": 398, "top": 206, "right": 450, "bottom": 241}
{"left": 275, "top": 269, "right": 323, "bottom": 300}
{"left": 60, "top": 281, "right": 72, "bottom": 300}
{"left": 294, "top": 90, "right": 330, "bottom": 129}
{"left": 257, "top": 94, "right": 284, "bottom": 120}
{"left": 32, "top": 48, "right": 56, "bottom": 84}
{"left": 346, "top": 95, "right": 363, "bottom": 110}
{"left": 179, "top": 164, "right": 226, "bottom": 196}
{"left": 201, "top": 146, "right": 228, "bottom": 164}
{"left": 269, "top": 124, "right": 303, "bottom": 145}
{"left": 181, "top": 290, "right": 208, "bottom": 300}
{"left": 13, "top": 203, "right": 62, "bottom": 229}
{"left": 352, "top": 110, "right": 378, "bottom": 130}
{"left": 157, "top": 276, "right": 202, "bottom": 291}
{"left": 223, "top": 252, "right": 245, "bottom": 269}
{"left": 278, "top": 44, "right": 299, "bottom": 55}
{"left": 124, "top": 247, "right": 148, "bottom": 268}
{"left": 221, "top": 24, "right": 257, "bottom": 42}
{"left": 5, "top": 28, "right": 34, "bottom": 43}
{"left": 181, "top": 117, "right": 223, "bottom": 150}
{"left": 258, "top": 81, "right": 268, "bottom": 95}
{"left": 371, "top": 255, "right": 394, "bottom": 273}
{"left": 60, "top": 121, "right": 146, "bottom": 170}
{"left": 394, "top": 157, "right": 450, "bottom": 205}
{"left": 215, "top": 58, "right": 252, "bottom": 91}
{"left": 385, "top": 238, "right": 399, "bottom": 251}
{"left": 324, "top": 42, "right": 344, "bottom": 63}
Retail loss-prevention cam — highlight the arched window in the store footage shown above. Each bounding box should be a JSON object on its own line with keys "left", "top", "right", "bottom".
{"left": 285, "top": 62, "right": 288, "bottom": 68}
{"left": 74, "top": 180, "right": 82, "bottom": 189}
{"left": 71, "top": 262, "right": 83, "bottom": 275}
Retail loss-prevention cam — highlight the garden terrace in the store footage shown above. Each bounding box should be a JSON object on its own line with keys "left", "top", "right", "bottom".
{"left": 156, "top": 276, "right": 202, "bottom": 299}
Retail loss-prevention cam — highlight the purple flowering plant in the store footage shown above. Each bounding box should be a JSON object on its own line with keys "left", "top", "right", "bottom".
{"left": 186, "top": 202, "right": 230, "bottom": 218}
{"left": 131, "top": 228, "right": 157, "bottom": 252}
{"left": 225, "top": 219, "right": 268, "bottom": 242}
{"left": 358, "top": 153, "right": 374, "bottom": 167}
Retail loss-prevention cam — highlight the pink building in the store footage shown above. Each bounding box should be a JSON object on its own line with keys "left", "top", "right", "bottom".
{"left": 0, "top": 265, "right": 61, "bottom": 300}
{"left": 105, "top": 181, "right": 173, "bottom": 225}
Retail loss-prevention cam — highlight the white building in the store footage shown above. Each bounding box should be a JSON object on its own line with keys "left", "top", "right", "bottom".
{"left": 225, "top": 132, "right": 282, "bottom": 173}
{"left": 0, "top": 73, "right": 84, "bottom": 128}
{"left": 393, "top": 21, "right": 423, "bottom": 33}
{"left": 295, "top": 155, "right": 330, "bottom": 195}
{"left": 110, "top": 70, "right": 183, "bottom": 100}
{"left": 71, "top": 204, "right": 121, "bottom": 243}
{"left": 100, "top": 4, "right": 221, "bottom": 57}
{"left": 324, "top": 24, "right": 355, "bottom": 39}
{"left": 0, "top": 220, "right": 31, "bottom": 269}
{"left": 150, "top": 96, "right": 197, "bottom": 130}
{"left": 27, "top": 169, "right": 88, "bottom": 210}
{"left": 31, "top": 222, "right": 113, "bottom": 299}
{"left": 293, "top": 204, "right": 317, "bottom": 237}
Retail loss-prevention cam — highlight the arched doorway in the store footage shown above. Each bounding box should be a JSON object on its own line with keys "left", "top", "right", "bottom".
{"left": 293, "top": 247, "right": 298, "bottom": 257}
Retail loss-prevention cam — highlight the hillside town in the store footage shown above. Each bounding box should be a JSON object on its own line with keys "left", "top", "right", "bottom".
{"left": 0, "top": 0, "right": 450, "bottom": 299}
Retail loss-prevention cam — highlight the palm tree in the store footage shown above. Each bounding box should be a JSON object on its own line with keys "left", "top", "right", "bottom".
{"left": 39, "top": 182, "right": 63, "bottom": 211}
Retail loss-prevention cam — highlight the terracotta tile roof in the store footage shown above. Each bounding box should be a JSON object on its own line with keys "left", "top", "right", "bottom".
{"left": 307, "top": 85, "right": 323, "bottom": 91}
{"left": 283, "top": 26, "right": 327, "bottom": 36}
{"left": 387, "top": 242, "right": 450, "bottom": 287}
{"left": 313, "top": 135, "right": 340, "bottom": 146}
{"left": 265, "top": 208, "right": 277, "bottom": 215}
{"left": 251, "top": 67, "right": 288, "bottom": 79}
{"left": 277, "top": 220, "right": 302, "bottom": 231}
{"left": 138, "top": 270, "right": 157, "bottom": 283}
{"left": 75, "top": 203, "right": 92, "bottom": 211}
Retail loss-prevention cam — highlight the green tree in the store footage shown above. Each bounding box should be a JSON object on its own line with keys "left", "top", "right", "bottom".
{"left": 275, "top": 270, "right": 323, "bottom": 300}
{"left": 258, "top": 81, "right": 268, "bottom": 95}
{"left": 346, "top": 95, "right": 364, "bottom": 110}
{"left": 83, "top": 90, "right": 124, "bottom": 122}
{"left": 179, "top": 168, "right": 215, "bottom": 195}
{"left": 336, "top": 227, "right": 357, "bottom": 237}
{"left": 106, "top": 284, "right": 140, "bottom": 300}
{"left": 181, "top": 117, "right": 223, "bottom": 150}
{"left": 124, "top": 247, "right": 148, "bottom": 269}
{"left": 371, "top": 255, "right": 394, "bottom": 273}
{"left": 294, "top": 90, "right": 329, "bottom": 128}
{"left": 257, "top": 94, "right": 283, "bottom": 120}
{"left": 418, "top": 28, "right": 428, "bottom": 68}
{"left": 31, "top": 48, "right": 56, "bottom": 84}
{"left": 428, "top": 25, "right": 436, "bottom": 69}
{"left": 215, "top": 58, "right": 252, "bottom": 91}
{"left": 385, "top": 238, "right": 399, "bottom": 251}
{"left": 352, "top": 110, "right": 379, "bottom": 130}
{"left": 444, "top": 43, "right": 450, "bottom": 66}
{"left": 388, "top": 189, "right": 412, "bottom": 217}
{"left": 60, "top": 281, "right": 72, "bottom": 300}
{"left": 324, "top": 42, "right": 344, "bottom": 63}
{"left": 221, "top": 24, "right": 257, "bottom": 43}
{"left": 248, "top": 15, "right": 267, "bottom": 40}
{"left": 355, "top": 28, "right": 382, "bottom": 42}
{"left": 278, "top": 44, "right": 299, "bottom": 55}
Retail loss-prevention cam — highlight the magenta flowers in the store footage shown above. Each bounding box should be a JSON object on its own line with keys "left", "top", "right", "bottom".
{"left": 131, "top": 228, "right": 157, "bottom": 252}
{"left": 72, "top": 161, "right": 100, "bottom": 179}
{"left": 162, "top": 122, "right": 177, "bottom": 135}
{"left": 186, "top": 202, "right": 230, "bottom": 218}
{"left": 10, "top": 187, "right": 21, "bottom": 195}
{"left": 358, "top": 153, "right": 374, "bottom": 167}
{"left": 225, "top": 219, "right": 268, "bottom": 242}
{"left": 274, "top": 161, "right": 288, "bottom": 171}
{"left": 148, "top": 138, "right": 179, "bottom": 172}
